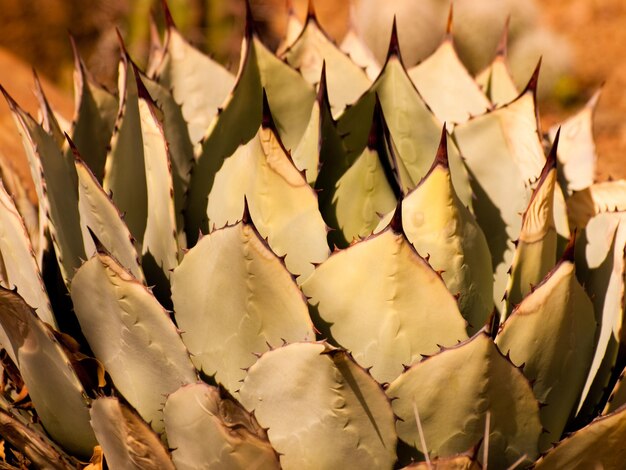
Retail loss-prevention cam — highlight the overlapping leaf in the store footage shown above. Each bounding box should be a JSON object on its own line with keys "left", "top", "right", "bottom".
{"left": 575, "top": 212, "right": 626, "bottom": 417}
{"left": 281, "top": 7, "right": 371, "bottom": 117}
{"left": 453, "top": 64, "right": 546, "bottom": 305}
{"left": 549, "top": 90, "right": 600, "bottom": 194}
{"left": 203, "top": 99, "right": 328, "bottom": 281}
{"left": 387, "top": 333, "right": 542, "bottom": 468}
{"left": 0, "top": 287, "right": 96, "bottom": 457}
{"left": 336, "top": 22, "right": 472, "bottom": 208}
{"left": 377, "top": 131, "right": 493, "bottom": 333}
{"left": 302, "top": 205, "right": 468, "bottom": 384}
{"left": 153, "top": 5, "right": 235, "bottom": 144}
{"left": 238, "top": 342, "right": 397, "bottom": 469}
{"left": 0, "top": 181, "right": 54, "bottom": 328}
{"left": 90, "top": 397, "right": 175, "bottom": 470}
{"left": 163, "top": 383, "right": 280, "bottom": 469}
{"left": 496, "top": 238, "right": 596, "bottom": 450}
{"left": 74, "top": 151, "right": 144, "bottom": 282}
{"left": 171, "top": 215, "right": 314, "bottom": 394}
{"left": 68, "top": 37, "right": 118, "bottom": 182}
{"left": 71, "top": 251, "right": 197, "bottom": 434}
{"left": 504, "top": 141, "right": 559, "bottom": 316}
{"left": 533, "top": 404, "right": 626, "bottom": 469}
{"left": 3, "top": 88, "right": 84, "bottom": 286}
{"left": 407, "top": 17, "right": 490, "bottom": 124}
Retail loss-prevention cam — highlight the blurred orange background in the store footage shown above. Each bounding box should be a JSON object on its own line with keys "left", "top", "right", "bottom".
{"left": 0, "top": 0, "right": 623, "bottom": 200}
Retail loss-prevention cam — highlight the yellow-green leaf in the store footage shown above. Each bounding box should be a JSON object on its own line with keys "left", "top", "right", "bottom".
{"left": 533, "top": 404, "right": 626, "bottom": 469}
{"left": 205, "top": 101, "right": 329, "bottom": 281}
{"left": 302, "top": 207, "right": 468, "bottom": 384}
{"left": 379, "top": 131, "right": 493, "bottom": 334}
{"left": 504, "top": 142, "right": 559, "bottom": 317}
{"left": 387, "top": 333, "right": 542, "bottom": 468}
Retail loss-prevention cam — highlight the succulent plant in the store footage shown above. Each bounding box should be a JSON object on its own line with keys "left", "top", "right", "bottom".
{"left": 0, "top": 1, "right": 624, "bottom": 469}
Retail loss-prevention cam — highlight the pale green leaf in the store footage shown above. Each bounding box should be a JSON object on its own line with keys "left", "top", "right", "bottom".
{"left": 475, "top": 23, "right": 518, "bottom": 107}
{"left": 90, "top": 397, "right": 175, "bottom": 470}
{"left": 0, "top": 159, "right": 44, "bottom": 267}
{"left": 163, "top": 383, "right": 280, "bottom": 469}
{"left": 575, "top": 212, "right": 626, "bottom": 417}
{"left": 155, "top": 14, "right": 235, "bottom": 144}
{"left": 313, "top": 78, "right": 398, "bottom": 247}
{"left": 0, "top": 181, "right": 54, "bottom": 329}
{"left": 69, "top": 38, "right": 117, "bottom": 182}
{"left": 71, "top": 252, "right": 197, "bottom": 434}
{"left": 453, "top": 67, "right": 545, "bottom": 306}
{"left": 255, "top": 35, "right": 316, "bottom": 152}
{"left": 387, "top": 333, "right": 542, "bottom": 468}
{"left": 33, "top": 71, "right": 65, "bottom": 148}
{"left": 566, "top": 180, "right": 626, "bottom": 230}
{"left": 143, "top": 73, "right": 194, "bottom": 239}
{"left": 74, "top": 154, "right": 144, "bottom": 282}
{"left": 549, "top": 89, "right": 600, "bottom": 194}
{"left": 496, "top": 239, "right": 596, "bottom": 450}
{"left": 184, "top": 33, "right": 262, "bottom": 242}
{"left": 408, "top": 37, "right": 490, "bottom": 124}
{"left": 0, "top": 287, "right": 96, "bottom": 458}
{"left": 281, "top": 14, "right": 371, "bottom": 118}
{"left": 337, "top": 33, "right": 472, "bottom": 208}
{"left": 301, "top": 209, "right": 468, "bottom": 384}
{"left": 171, "top": 217, "right": 314, "bottom": 394}
{"left": 135, "top": 77, "right": 180, "bottom": 299}
{"left": 239, "top": 342, "right": 397, "bottom": 469}
{"left": 103, "top": 56, "right": 148, "bottom": 246}
{"left": 3, "top": 89, "right": 84, "bottom": 286}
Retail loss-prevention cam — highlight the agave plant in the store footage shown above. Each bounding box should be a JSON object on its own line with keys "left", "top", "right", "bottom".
{"left": 0, "top": 1, "right": 624, "bottom": 469}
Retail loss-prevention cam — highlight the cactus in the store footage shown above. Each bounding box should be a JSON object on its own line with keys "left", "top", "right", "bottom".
{"left": 0, "top": 2, "right": 624, "bottom": 469}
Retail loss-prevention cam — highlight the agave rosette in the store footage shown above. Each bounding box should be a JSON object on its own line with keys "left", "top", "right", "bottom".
{"left": 0, "top": 2, "right": 624, "bottom": 469}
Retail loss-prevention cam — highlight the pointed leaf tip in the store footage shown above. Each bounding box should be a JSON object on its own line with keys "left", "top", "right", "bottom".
{"left": 244, "top": 0, "right": 256, "bottom": 39}
{"left": 561, "top": 231, "right": 576, "bottom": 264}
{"left": 386, "top": 16, "right": 403, "bottom": 63}
{"left": 496, "top": 17, "right": 511, "bottom": 57}
{"left": 367, "top": 97, "right": 384, "bottom": 150}
{"left": 546, "top": 127, "right": 560, "bottom": 168}
{"left": 434, "top": 124, "right": 449, "bottom": 169}
{"left": 65, "top": 133, "right": 82, "bottom": 160}
{"left": 522, "top": 57, "right": 542, "bottom": 96}
{"left": 316, "top": 61, "right": 330, "bottom": 107}
{"left": 261, "top": 89, "right": 277, "bottom": 131}
{"left": 446, "top": 3, "right": 454, "bottom": 36}
{"left": 306, "top": 0, "right": 317, "bottom": 21}
{"left": 241, "top": 197, "right": 251, "bottom": 225}
{"left": 161, "top": 0, "right": 176, "bottom": 29}
{"left": 389, "top": 200, "right": 403, "bottom": 234}
{"left": 87, "top": 226, "right": 108, "bottom": 256}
